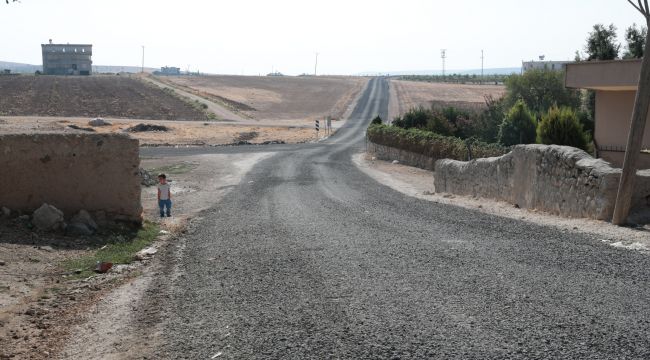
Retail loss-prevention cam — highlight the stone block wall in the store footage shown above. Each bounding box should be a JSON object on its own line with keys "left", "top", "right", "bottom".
{"left": 1, "top": 133, "right": 142, "bottom": 223}
{"left": 435, "top": 144, "right": 650, "bottom": 221}
{"left": 367, "top": 141, "right": 437, "bottom": 171}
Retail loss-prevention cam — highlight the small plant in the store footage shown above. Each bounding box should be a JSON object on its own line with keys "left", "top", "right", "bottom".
{"left": 537, "top": 106, "right": 589, "bottom": 151}
{"left": 498, "top": 100, "right": 537, "bottom": 146}
{"left": 370, "top": 116, "right": 383, "bottom": 125}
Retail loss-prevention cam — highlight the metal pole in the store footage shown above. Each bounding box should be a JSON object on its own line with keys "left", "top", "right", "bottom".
{"left": 481, "top": 50, "right": 484, "bottom": 85}
{"left": 141, "top": 46, "right": 145, "bottom": 73}
{"left": 315, "top": 53, "right": 319, "bottom": 76}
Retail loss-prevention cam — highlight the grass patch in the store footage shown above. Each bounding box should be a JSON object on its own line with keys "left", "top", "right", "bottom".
{"left": 63, "top": 221, "right": 160, "bottom": 278}
{"left": 148, "top": 161, "right": 198, "bottom": 175}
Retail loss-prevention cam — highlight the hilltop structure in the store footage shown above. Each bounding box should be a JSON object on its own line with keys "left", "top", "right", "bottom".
{"left": 154, "top": 66, "right": 181, "bottom": 76}
{"left": 41, "top": 40, "right": 92, "bottom": 75}
{"left": 522, "top": 60, "right": 569, "bottom": 73}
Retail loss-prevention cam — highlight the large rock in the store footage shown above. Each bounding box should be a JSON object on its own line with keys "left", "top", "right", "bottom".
{"left": 88, "top": 118, "right": 111, "bottom": 127}
{"left": 65, "top": 223, "right": 94, "bottom": 236}
{"left": 70, "top": 210, "right": 98, "bottom": 234}
{"left": 32, "top": 204, "right": 65, "bottom": 231}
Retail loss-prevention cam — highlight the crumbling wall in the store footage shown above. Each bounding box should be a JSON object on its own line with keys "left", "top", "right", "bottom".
{"left": 0, "top": 133, "right": 142, "bottom": 223}
{"left": 435, "top": 144, "right": 650, "bottom": 220}
{"left": 367, "top": 141, "right": 437, "bottom": 171}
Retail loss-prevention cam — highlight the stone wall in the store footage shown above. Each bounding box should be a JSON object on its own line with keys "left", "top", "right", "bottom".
{"left": 435, "top": 144, "right": 650, "bottom": 221}
{"left": 0, "top": 133, "right": 142, "bottom": 223}
{"left": 367, "top": 141, "right": 437, "bottom": 171}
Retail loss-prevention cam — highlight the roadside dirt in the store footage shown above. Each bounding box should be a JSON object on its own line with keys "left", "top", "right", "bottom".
{"left": 390, "top": 79, "right": 506, "bottom": 118}
{"left": 353, "top": 153, "right": 650, "bottom": 251}
{"left": 0, "top": 117, "right": 328, "bottom": 145}
{"left": 58, "top": 151, "right": 275, "bottom": 359}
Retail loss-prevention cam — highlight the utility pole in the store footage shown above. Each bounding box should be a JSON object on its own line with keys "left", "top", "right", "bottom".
{"left": 314, "top": 52, "right": 319, "bottom": 76}
{"left": 141, "top": 46, "right": 145, "bottom": 73}
{"left": 481, "top": 49, "right": 485, "bottom": 85}
{"left": 440, "top": 49, "right": 447, "bottom": 81}
{"left": 612, "top": 0, "right": 650, "bottom": 225}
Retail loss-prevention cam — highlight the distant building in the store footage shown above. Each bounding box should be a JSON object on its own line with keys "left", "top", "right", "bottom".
{"left": 522, "top": 60, "right": 569, "bottom": 73}
{"left": 154, "top": 66, "right": 181, "bottom": 76}
{"left": 41, "top": 40, "right": 92, "bottom": 75}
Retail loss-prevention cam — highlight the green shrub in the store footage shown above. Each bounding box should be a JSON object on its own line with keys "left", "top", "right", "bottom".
{"left": 498, "top": 100, "right": 537, "bottom": 146}
{"left": 537, "top": 106, "right": 589, "bottom": 151}
{"left": 504, "top": 69, "right": 581, "bottom": 116}
{"left": 367, "top": 124, "right": 507, "bottom": 161}
{"left": 371, "top": 116, "right": 383, "bottom": 125}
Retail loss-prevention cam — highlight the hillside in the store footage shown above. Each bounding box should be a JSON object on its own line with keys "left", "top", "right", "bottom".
{"left": 157, "top": 75, "right": 369, "bottom": 122}
{"left": 0, "top": 75, "right": 210, "bottom": 120}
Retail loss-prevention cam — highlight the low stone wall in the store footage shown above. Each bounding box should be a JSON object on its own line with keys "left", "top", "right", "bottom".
{"left": 1, "top": 133, "right": 142, "bottom": 223}
{"left": 435, "top": 144, "right": 650, "bottom": 221}
{"left": 367, "top": 141, "right": 437, "bottom": 170}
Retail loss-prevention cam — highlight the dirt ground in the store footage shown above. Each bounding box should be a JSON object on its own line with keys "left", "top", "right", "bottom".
{"left": 157, "top": 75, "right": 369, "bottom": 123}
{"left": 388, "top": 79, "right": 506, "bottom": 121}
{"left": 0, "top": 75, "right": 209, "bottom": 121}
{"left": 353, "top": 153, "right": 650, "bottom": 251}
{"left": 0, "top": 117, "right": 330, "bottom": 145}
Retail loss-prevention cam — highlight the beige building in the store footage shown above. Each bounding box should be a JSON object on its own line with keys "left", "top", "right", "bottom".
{"left": 565, "top": 59, "right": 650, "bottom": 169}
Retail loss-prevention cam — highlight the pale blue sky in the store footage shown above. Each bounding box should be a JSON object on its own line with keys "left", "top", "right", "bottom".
{"left": 0, "top": 0, "right": 645, "bottom": 75}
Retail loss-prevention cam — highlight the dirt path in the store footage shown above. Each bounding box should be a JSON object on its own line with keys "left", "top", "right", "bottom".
{"left": 353, "top": 153, "right": 650, "bottom": 251}
{"left": 58, "top": 151, "right": 274, "bottom": 359}
{"left": 142, "top": 76, "right": 247, "bottom": 122}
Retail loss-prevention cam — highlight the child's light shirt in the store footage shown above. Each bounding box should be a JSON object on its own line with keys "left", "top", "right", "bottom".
{"left": 158, "top": 183, "right": 171, "bottom": 200}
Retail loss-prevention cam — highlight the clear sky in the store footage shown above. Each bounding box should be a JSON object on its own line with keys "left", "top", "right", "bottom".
{"left": 0, "top": 0, "right": 645, "bottom": 75}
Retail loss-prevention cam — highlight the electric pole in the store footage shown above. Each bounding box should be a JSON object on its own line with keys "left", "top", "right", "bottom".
{"left": 141, "top": 45, "right": 145, "bottom": 73}
{"left": 481, "top": 49, "right": 485, "bottom": 85}
{"left": 315, "top": 52, "right": 319, "bottom": 76}
{"left": 441, "top": 49, "right": 447, "bottom": 81}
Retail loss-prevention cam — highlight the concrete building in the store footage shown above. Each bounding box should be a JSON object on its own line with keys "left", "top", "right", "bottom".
{"left": 154, "top": 66, "right": 181, "bottom": 75}
{"left": 565, "top": 59, "right": 650, "bottom": 169}
{"left": 522, "top": 60, "right": 570, "bottom": 73}
{"left": 41, "top": 40, "right": 92, "bottom": 75}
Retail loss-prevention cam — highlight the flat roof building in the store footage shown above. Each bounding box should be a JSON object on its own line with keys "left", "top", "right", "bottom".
{"left": 565, "top": 59, "right": 649, "bottom": 169}
{"left": 42, "top": 40, "right": 92, "bottom": 75}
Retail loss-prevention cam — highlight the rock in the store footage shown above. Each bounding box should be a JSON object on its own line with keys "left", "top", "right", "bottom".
{"left": 1, "top": 207, "right": 10, "bottom": 218}
{"left": 392, "top": 160, "right": 399, "bottom": 164}
{"left": 32, "top": 204, "right": 64, "bottom": 231}
{"left": 67, "top": 124, "right": 95, "bottom": 132}
{"left": 126, "top": 123, "right": 169, "bottom": 133}
{"left": 88, "top": 118, "right": 111, "bottom": 127}
{"left": 18, "top": 214, "right": 30, "bottom": 221}
{"left": 139, "top": 168, "right": 158, "bottom": 187}
{"left": 135, "top": 247, "right": 158, "bottom": 260}
{"left": 38, "top": 246, "right": 54, "bottom": 252}
{"left": 0, "top": 260, "right": 5, "bottom": 266}
{"left": 70, "top": 210, "right": 98, "bottom": 232}
{"left": 65, "top": 222, "right": 94, "bottom": 236}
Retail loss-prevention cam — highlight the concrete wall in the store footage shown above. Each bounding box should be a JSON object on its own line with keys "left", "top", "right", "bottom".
{"left": 595, "top": 90, "right": 650, "bottom": 169}
{"left": 435, "top": 144, "right": 650, "bottom": 221}
{"left": 0, "top": 133, "right": 142, "bottom": 223}
{"left": 367, "top": 141, "right": 437, "bottom": 171}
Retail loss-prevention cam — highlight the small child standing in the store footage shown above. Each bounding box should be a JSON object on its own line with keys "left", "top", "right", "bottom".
{"left": 157, "top": 173, "right": 172, "bottom": 218}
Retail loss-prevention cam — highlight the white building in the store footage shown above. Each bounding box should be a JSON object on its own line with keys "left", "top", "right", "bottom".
{"left": 522, "top": 59, "right": 570, "bottom": 73}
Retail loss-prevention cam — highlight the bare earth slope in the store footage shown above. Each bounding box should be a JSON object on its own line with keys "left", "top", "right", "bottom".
{"left": 159, "top": 75, "right": 368, "bottom": 122}
{"left": 0, "top": 76, "right": 209, "bottom": 120}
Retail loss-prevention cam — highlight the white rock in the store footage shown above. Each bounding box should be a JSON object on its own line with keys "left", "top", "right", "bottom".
{"left": 392, "top": 160, "right": 400, "bottom": 164}
{"left": 88, "top": 118, "right": 111, "bottom": 127}
{"left": 135, "top": 247, "right": 158, "bottom": 260}
{"left": 32, "top": 204, "right": 64, "bottom": 231}
{"left": 1, "top": 207, "right": 10, "bottom": 217}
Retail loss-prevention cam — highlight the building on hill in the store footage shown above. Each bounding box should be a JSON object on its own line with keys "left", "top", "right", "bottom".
{"left": 522, "top": 57, "right": 569, "bottom": 73}
{"left": 154, "top": 66, "right": 181, "bottom": 76}
{"left": 41, "top": 40, "right": 92, "bottom": 75}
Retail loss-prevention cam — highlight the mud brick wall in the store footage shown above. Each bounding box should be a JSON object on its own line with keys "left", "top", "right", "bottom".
{"left": 0, "top": 133, "right": 142, "bottom": 223}
{"left": 434, "top": 144, "right": 650, "bottom": 221}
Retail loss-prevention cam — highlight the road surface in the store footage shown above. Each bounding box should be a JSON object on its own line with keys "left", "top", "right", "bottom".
{"left": 146, "top": 78, "right": 650, "bottom": 359}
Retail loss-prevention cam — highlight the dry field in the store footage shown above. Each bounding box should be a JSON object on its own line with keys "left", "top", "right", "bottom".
{"left": 157, "top": 75, "right": 368, "bottom": 123}
{"left": 389, "top": 79, "right": 506, "bottom": 120}
{"left": 0, "top": 75, "right": 210, "bottom": 120}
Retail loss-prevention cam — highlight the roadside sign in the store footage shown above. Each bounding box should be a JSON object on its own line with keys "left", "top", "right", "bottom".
{"left": 315, "top": 119, "right": 320, "bottom": 132}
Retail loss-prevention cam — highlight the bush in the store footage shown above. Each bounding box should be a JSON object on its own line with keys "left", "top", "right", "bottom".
{"left": 367, "top": 124, "right": 507, "bottom": 161}
{"left": 371, "top": 116, "right": 383, "bottom": 125}
{"left": 498, "top": 100, "right": 537, "bottom": 146}
{"left": 504, "top": 69, "right": 581, "bottom": 116}
{"left": 537, "top": 106, "right": 589, "bottom": 151}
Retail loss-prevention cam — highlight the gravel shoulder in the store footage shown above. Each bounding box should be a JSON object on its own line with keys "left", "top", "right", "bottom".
{"left": 353, "top": 152, "right": 650, "bottom": 251}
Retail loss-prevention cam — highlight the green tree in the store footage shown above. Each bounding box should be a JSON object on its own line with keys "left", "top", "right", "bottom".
{"left": 498, "top": 100, "right": 537, "bottom": 146}
{"left": 370, "top": 116, "right": 383, "bottom": 125}
{"left": 473, "top": 94, "right": 505, "bottom": 143}
{"left": 623, "top": 23, "right": 647, "bottom": 58}
{"left": 504, "top": 69, "right": 581, "bottom": 116}
{"left": 585, "top": 24, "right": 620, "bottom": 60}
{"left": 537, "top": 107, "right": 589, "bottom": 151}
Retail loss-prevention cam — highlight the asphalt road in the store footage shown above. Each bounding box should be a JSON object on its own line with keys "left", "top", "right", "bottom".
{"left": 152, "top": 78, "right": 650, "bottom": 359}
